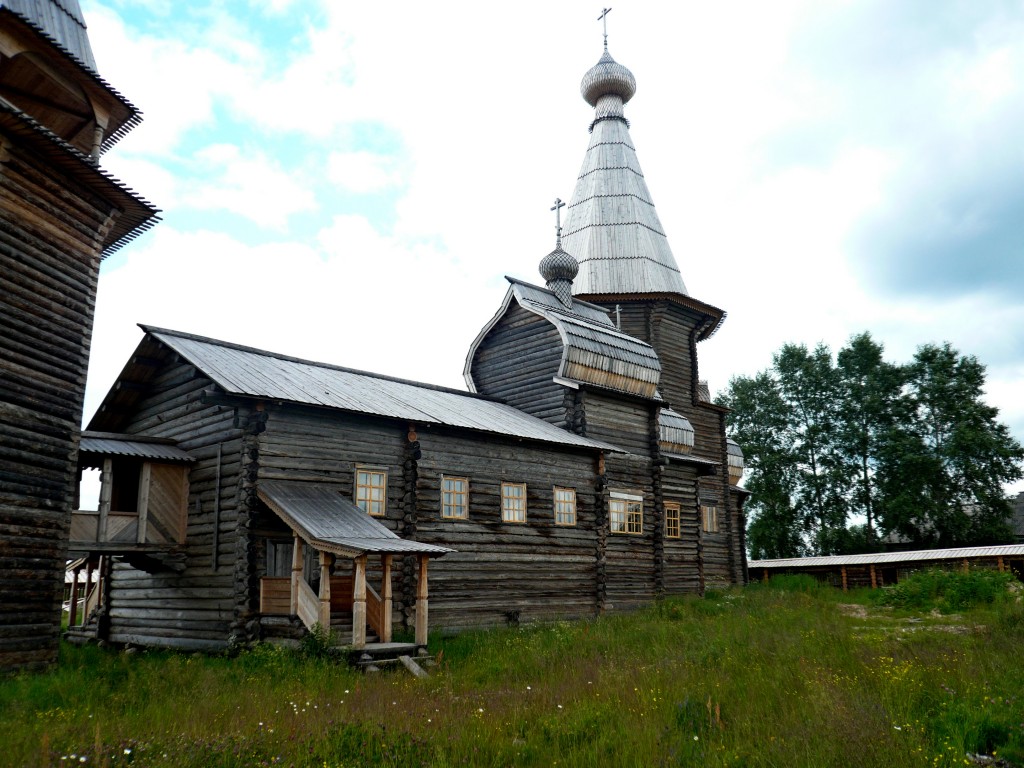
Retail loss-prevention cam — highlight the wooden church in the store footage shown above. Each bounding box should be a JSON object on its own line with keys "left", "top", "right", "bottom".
{"left": 0, "top": 0, "right": 157, "bottom": 670}
{"left": 62, "top": 32, "right": 749, "bottom": 651}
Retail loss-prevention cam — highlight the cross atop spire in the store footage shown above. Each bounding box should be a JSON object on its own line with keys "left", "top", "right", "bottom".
{"left": 550, "top": 197, "right": 565, "bottom": 247}
{"left": 597, "top": 7, "right": 612, "bottom": 50}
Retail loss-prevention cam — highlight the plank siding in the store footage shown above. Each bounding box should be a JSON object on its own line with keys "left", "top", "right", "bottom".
{"left": 0, "top": 134, "right": 117, "bottom": 670}
{"left": 471, "top": 304, "right": 566, "bottom": 426}
{"left": 414, "top": 428, "right": 600, "bottom": 629}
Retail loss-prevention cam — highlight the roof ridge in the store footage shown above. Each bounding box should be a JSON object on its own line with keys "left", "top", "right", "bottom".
{"left": 140, "top": 324, "right": 505, "bottom": 403}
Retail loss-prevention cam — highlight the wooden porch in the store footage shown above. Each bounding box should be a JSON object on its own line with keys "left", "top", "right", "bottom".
{"left": 257, "top": 481, "right": 452, "bottom": 650}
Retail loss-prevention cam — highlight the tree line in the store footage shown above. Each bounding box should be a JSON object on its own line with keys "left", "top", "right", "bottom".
{"left": 718, "top": 333, "right": 1023, "bottom": 559}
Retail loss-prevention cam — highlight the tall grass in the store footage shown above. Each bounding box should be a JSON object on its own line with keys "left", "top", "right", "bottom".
{"left": 2, "top": 577, "right": 1022, "bottom": 767}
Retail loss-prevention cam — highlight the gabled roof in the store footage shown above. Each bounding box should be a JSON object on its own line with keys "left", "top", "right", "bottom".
{"left": 258, "top": 481, "right": 452, "bottom": 559}
{"left": 464, "top": 277, "right": 661, "bottom": 399}
{"left": 91, "top": 326, "right": 621, "bottom": 454}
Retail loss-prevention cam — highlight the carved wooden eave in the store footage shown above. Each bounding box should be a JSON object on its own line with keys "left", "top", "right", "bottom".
{"left": 0, "top": 4, "right": 141, "bottom": 152}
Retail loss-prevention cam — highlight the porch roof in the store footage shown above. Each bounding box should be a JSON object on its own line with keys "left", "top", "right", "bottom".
{"left": 258, "top": 480, "right": 453, "bottom": 559}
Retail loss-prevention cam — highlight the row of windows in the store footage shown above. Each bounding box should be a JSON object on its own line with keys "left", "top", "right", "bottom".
{"left": 354, "top": 466, "right": 719, "bottom": 535}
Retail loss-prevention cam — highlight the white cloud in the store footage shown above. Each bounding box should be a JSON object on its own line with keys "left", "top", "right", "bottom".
{"left": 326, "top": 151, "right": 404, "bottom": 193}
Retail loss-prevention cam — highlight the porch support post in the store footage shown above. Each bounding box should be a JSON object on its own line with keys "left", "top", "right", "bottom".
{"left": 870, "top": 564, "right": 877, "bottom": 589}
{"left": 83, "top": 559, "right": 95, "bottom": 624}
{"left": 415, "top": 554, "right": 429, "bottom": 646}
{"left": 381, "top": 554, "right": 393, "bottom": 643}
{"left": 98, "top": 458, "right": 113, "bottom": 541}
{"left": 998, "top": 556, "right": 1005, "bottom": 573}
{"left": 290, "top": 532, "right": 302, "bottom": 615}
{"left": 352, "top": 555, "right": 367, "bottom": 649}
{"left": 318, "top": 551, "right": 332, "bottom": 628}
{"left": 68, "top": 565, "right": 80, "bottom": 627}
{"left": 841, "top": 565, "right": 848, "bottom": 592}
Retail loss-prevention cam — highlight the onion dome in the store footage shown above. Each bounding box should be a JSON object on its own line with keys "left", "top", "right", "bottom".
{"left": 727, "top": 439, "right": 745, "bottom": 486}
{"left": 539, "top": 245, "right": 579, "bottom": 308}
{"left": 580, "top": 49, "right": 636, "bottom": 107}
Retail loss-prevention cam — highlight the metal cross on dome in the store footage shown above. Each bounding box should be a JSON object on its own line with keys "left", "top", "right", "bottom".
{"left": 551, "top": 197, "right": 565, "bottom": 246}
{"left": 598, "top": 7, "right": 612, "bottom": 50}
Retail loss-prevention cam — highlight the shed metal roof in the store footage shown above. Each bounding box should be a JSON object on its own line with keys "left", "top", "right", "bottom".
{"left": 143, "top": 326, "right": 619, "bottom": 454}
{"left": 258, "top": 481, "right": 453, "bottom": 558}
{"left": 79, "top": 431, "right": 195, "bottom": 463}
{"left": 749, "top": 543, "right": 1024, "bottom": 570}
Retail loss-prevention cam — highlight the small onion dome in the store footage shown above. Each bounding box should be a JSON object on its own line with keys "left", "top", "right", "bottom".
{"left": 658, "top": 408, "right": 695, "bottom": 455}
{"left": 727, "top": 439, "right": 745, "bottom": 486}
{"left": 580, "top": 49, "right": 636, "bottom": 107}
{"left": 540, "top": 245, "right": 579, "bottom": 308}
{"left": 539, "top": 245, "right": 579, "bottom": 283}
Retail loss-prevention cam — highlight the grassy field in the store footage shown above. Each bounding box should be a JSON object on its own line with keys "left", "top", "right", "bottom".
{"left": 2, "top": 573, "right": 1022, "bottom": 767}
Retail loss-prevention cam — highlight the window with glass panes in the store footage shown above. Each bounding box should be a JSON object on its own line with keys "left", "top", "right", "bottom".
{"left": 665, "top": 502, "right": 681, "bottom": 538}
{"left": 610, "top": 493, "right": 643, "bottom": 534}
{"left": 553, "top": 487, "right": 577, "bottom": 526}
{"left": 441, "top": 476, "right": 468, "bottom": 519}
{"left": 355, "top": 467, "right": 387, "bottom": 516}
{"left": 501, "top": 482, "right": 526, "bottom": 523}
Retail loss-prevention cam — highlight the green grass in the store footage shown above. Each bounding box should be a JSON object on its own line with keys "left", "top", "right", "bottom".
{"left": 2, "top": 577, "right": 1023, "bottom": 767}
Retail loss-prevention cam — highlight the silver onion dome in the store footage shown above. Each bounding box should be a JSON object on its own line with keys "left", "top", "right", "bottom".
{"left": 539, "top": 246, "right": 579, "bottom": 308}
{"left": 580, "top": 49, "right": 636, "bottom": 107}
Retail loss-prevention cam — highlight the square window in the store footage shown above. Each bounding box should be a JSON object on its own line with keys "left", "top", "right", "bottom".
{"left": 501, "top": 482, "right": 527, "bottom": 523}
{"left": 442, "top": 476, "right": 469, "bottom": 519}
{"left": 356, "top": 467, "right": 387, "bottom": 517}
{"left": 553, "top": 487, "right": 576, "bottom": 526}
{"left": 610, "top": 494, "right": 643, "bottom": 534}
{"left": 665, "top": 503, "right": 681, "bottom": 539}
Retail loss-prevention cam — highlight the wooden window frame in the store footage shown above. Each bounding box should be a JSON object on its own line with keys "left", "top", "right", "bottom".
{"left": 665, "top": 502, "right": 681, "bottom": 539}
{"left": 441, "top": 475, "right": 469, "bottom": 519}
{"left": 501, "top": 482, "right": 527, "bottom": 523}
{"left": 553, "top": 486, "right": 577, "bottom": 526}
{"left": 610, "top": 492, "right": 643, "bottom": 535}
{"left": 355, "top": 465, "right": 388, "bottom": 517}
{"left": 701, "top": 503, "right": 719, "bottom": 533}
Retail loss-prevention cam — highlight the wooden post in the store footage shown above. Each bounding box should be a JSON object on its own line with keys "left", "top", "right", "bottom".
{"left": 98, "top": 458, "right": 113, "bottom": 541}
{"left": 762, "top": 570, "right": 768, "bottom": 584}
{"left": 380, "top": 554, "right": 393, "bottom": 643}
{"left": 870, "top": 564, "right": 877, "bottom": 589}
{"left": 136, "top": 463, "right": 152, "bottom": 544}
{"left": 290, "top": 532, "right": 302, "bottom": 616}
{"left": 962, "top": 559, "right": 970, "bottom": 574}
{"left": 83, "top": 559, "right": 94, "bottom": 625}
{"left": 353, "top": 555, "right": 367, "bottom": 649}
{"left": 841, "top": 565, "right": 848, "bottom": 592}
{"left": 997, "top": 556, "right": 1005, "bottom": 573}
{"left": 68, "top": 565, "right": 80, "bottom": 627}
{"left": 318, "top": 551, "right": 331, "bottom": 628}
{"left": 415, "top": 555, "right": 429, "bottom": 646}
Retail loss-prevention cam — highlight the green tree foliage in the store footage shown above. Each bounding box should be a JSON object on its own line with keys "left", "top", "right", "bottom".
{"left": 721, "top": 334, "right": 1022, "bottom": 557}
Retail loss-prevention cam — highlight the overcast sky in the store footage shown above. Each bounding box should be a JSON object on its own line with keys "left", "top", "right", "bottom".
{"left": 81, "top": 1, "right": 1024, "bottom": 492}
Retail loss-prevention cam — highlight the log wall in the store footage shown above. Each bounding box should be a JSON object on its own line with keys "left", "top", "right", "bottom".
{"left": 102, "top": 361, "right": 244, "bottom": 650}
{"left": 470, "top": 303, "right": 566, "bottom": 426}
{"left": 0, "top": 132, "right": 118, "bottom": 670}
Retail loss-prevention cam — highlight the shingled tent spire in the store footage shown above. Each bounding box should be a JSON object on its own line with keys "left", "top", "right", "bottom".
{"left": 560, "top": 21, "right": 688, "bottom": 298}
